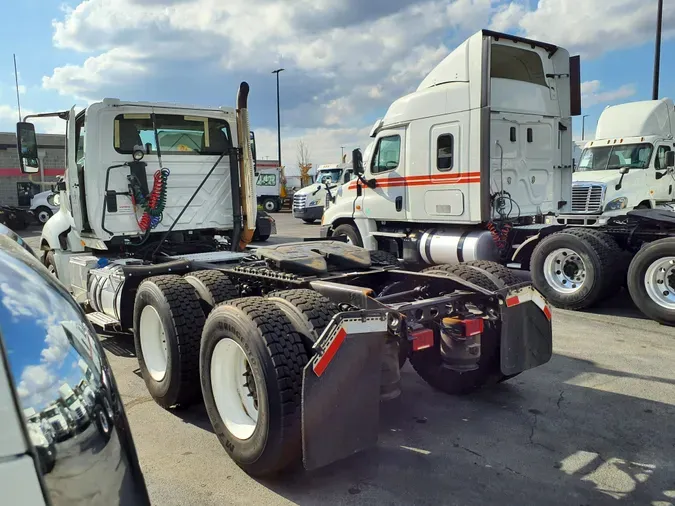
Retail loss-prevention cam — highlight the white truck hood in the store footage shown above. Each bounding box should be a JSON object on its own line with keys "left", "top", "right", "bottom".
{"left": 573, "top": 171, "right": 621, "bottom": 186}
{"left": 295, "top": 184, "right": 323, "bottom": 197}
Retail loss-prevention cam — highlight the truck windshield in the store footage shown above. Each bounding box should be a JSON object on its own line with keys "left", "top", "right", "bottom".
{"left": 578, "top": 143, "right": 653, "bottom": 171}
{"left": 317, "top": 170, "right": 343, "bottom": 184}
{"left": 114, "top": 114, "right": 232, "bottom": 155}
{"left": 44, "top": 408, "right": 59, "bottom": 417}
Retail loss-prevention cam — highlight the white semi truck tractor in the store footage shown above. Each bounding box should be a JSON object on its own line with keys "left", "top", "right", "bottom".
{"left": 15, "top": 79, "right": 556, "bottom": 476}
{"left": 292, "top": 163, "right": 354, "bottom": 223}
{"left": 320, "top": 30, "right": 675, "bottom": 326}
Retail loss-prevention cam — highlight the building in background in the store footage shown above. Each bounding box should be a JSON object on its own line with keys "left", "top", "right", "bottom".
{"left": 0, "top": 132, "right": 65, "bottom": 206}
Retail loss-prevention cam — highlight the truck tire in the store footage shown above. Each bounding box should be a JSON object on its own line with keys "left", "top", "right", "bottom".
{"left": 563, "top": 228, "right": 627, "bottom": 293}
{"left": 370, "top": 250, "right": 400, "bottom": 267}
{"left": 262, "top": 198, "right": 279, "bottom": 213}
{"left": 411, "top": 264, "right": 507, "bottom": 394}
{"left": 530, "top": 230, "right": 614, "bottom": 310}
{"left": 133, "top": 275, "right": 205, "bottom": 409}
{"left": 627, "top": 237, "right": 675, "bottom": 326}
{"left": 34, "top": 206, "right": 53, "bottom": 224}
{"left": 200, "top": 298, "right": 307, "bottom": 476}
{"left": 422, "top": 261, "right": 519, "bottom": 289}
{"left": 332, "top": 223, "right": 363, "bottom": 247}
{"left": 44, "top": 250, "right": 58, "bottom": 278}
{"left": 267, "top": 289, "right": 339, "bottom": 351}
{"left": 184, "top": 270, "right": 239, "bottom": 309}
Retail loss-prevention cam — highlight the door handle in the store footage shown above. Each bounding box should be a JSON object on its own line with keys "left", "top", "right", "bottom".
{"left": 395, "top": 196, "right": 403, "bottom": 212}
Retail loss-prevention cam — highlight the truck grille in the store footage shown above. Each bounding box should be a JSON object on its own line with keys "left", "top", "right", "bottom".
{"left": 571, "top": 184, "right": 605, "bottom": 213}
{"left": 293, "top": 194, "right": 307, "bottom": 211}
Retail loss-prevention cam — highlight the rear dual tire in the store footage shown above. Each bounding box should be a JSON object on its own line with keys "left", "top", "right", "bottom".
{"left": 530, "top": 229, "right": 622, "bottom": 310}
{"left": 200, "top": 298, "right": 308, "bottom": 477}
{"left": 410, "top": 261, "right": 518, "bottom": 394}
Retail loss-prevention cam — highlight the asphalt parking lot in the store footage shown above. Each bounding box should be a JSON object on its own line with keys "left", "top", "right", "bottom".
{"left": 21, "top": 214, "right": 675, "bottom": 505}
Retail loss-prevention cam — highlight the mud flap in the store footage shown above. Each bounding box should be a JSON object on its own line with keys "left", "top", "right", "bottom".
{"left": 301, "top": 312, "right": 388, "bottom": 471}
{"left": 499, "top": 285, "right": 553, "bottom": 376}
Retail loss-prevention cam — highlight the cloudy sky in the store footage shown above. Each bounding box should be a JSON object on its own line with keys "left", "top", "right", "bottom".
{"left": 0, "top": 0, "right": 673, "bottom": 170}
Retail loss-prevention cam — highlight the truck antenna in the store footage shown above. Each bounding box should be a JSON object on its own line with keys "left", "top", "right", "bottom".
{"left": 13, "top": 54, "right": 22, "bottom": 121}
{"left": 151, "top": 111, "right": 163, "bottom": 169}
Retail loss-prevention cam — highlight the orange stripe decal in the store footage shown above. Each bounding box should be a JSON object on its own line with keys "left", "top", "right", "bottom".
{"left": 348, "top": 172, "right": 481, "bottom": 190}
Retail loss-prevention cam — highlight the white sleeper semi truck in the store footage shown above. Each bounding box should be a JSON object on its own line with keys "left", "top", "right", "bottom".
{"left": 292, "top": 163, "right": 354, "bottom": 223}
{"left": 320, "top": 30, "right": 675, "bottom": 326}
{"left": 16, "top": 80, "right": 554, "bottom": 476}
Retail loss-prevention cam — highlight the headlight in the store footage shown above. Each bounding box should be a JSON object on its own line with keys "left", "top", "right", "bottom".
{"left": 308, "top": 200, "right": 320, "bottom": 207}
{"left": 604, "top": 197, "right": 628, "bottom": 212}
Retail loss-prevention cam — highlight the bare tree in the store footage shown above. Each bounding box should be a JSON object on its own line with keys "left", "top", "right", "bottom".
{"left": 297, "top": 140, "right": 312, "bottom": 187}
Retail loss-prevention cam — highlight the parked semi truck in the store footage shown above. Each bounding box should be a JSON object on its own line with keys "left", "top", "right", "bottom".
{"left": 16, "top": 78, "right": 554, "bottom": 476}
{"left": 320, "top": 30, "right": 675, "bottom": 326}
{"left": 292, "top": 163, "right": 354, "bottom": 223}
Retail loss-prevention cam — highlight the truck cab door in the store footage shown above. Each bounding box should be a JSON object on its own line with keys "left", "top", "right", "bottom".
{"left": 361, "top": 130, "right": 406, "bottom": 221}
{"left": 652, "top": 144, "right": 674, "bottom": 202}
{"left": 66, "top": 107, "right": 85, "bottom": 232}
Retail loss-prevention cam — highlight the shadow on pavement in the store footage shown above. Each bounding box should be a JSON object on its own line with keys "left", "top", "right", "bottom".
{"left": 255, "top": 353, "right": 675, "bottom": 506}
{"left": 99, "top": 333, "right": 136, "bottom": 358}
{"left": 582, "top": 289, "right": 650, "bottom": 321}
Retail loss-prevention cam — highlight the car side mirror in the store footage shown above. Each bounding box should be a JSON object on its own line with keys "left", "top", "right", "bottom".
{"left": 352, "top": 148, "right": 364, "bottom": 175}
{"left": 16, "top": 122, "right": 40, "bottom": 174}
{"left": 666, "top": 151, "right": 675, "bottom": 170}
{"left": 619, "top": 166, "right": 630, "bottom": 175}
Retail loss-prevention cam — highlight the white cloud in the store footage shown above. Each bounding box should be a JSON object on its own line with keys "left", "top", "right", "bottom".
{"left": 581, "top": 80, "right": 637, "bottom": 108}
{"left": 0, "top": 104, "right": 66, "bottom": 134}
{"left": 511, "top": 0, "right": 675, "bottom": 59}
{"left": 489, "top": 2, "right": 527, "bottom": 32}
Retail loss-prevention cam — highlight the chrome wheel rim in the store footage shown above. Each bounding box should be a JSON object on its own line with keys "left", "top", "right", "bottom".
{"left": 543, "top": 248, "right": 587, "bottom": 294}
{"left": 644, "top": 256, "right": 675, "bottom": 309}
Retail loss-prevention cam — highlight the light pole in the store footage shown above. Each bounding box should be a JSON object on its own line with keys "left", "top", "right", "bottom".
{"left": 341, "top": 146, "right": 345, "bottom": 160}
{"left": 582, "top": 114, "right": 589, "bottom": 140}
{"left": 272, "top": 68, "right": 285, "bottom": 168}
{"left": 653, "top": 0, "right": 663, "bottom": 99}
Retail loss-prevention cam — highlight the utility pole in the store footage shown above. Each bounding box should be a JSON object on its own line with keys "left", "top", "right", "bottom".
{"left": 653, "top": 0, "right": 663, "bottom": 100}
{"left": 272, "top": 69, "right": 285, "bottom": 168}
{"left": 582, "top": 115, "right": 589, "bottom": 140}
{"left": 341, "top": 146, "right": 345, "bottom": 160}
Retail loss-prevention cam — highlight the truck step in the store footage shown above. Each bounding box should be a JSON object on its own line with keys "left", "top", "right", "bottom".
{"left": 371, "top": 231, "right": 407, "bottom": 238}
{"left": 86, "top": 312, "right": 121, "bottom": 332}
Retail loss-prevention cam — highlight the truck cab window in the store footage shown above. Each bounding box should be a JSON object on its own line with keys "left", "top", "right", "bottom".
{"left": 655, "top": 145, "right": 672, "bottom": 170}
{"left": 437, "top": 134, "right": 454, "bottom": 171}
{"left": 343, "top": 170, "right": 353, "bottom": 183}
{"left": 114, "top": 114, "right": 232, "bottom": 155}
{"left": 371, "top": 135, "right": 401, "bottom": 174}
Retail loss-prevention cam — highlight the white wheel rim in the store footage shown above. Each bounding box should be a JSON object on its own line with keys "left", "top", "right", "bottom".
{"left": 264, "top": 201, "right": 275, "bottom": 211}
{"left": 211, "top": 338, "right": 259, "bottom": 440}
{"left": 543, "top": 248, "right": 587, "bottom": 294}
{"left": 139, "top": 305, "right": 168, "bottom": 382}
{"left": 38, "top": 211, "right": 50, "bottom": 223}
{"left": 644, "top": 256, "right": 675, "bottom": 309}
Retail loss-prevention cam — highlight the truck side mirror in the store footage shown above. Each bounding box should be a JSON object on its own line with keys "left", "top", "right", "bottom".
{"left": 616, "top": 166, "right": 630, "bottom": 190}
{"left": 352, "top": 149, "right": 364, "bottom": 175}
{"left": 249, "top": 131, "right": 258, "bottom": 175}
{"left": 667, "top": 150, "right": 675, "bottom": 169}
{"left": 16, "top": 122, "right": 40, "bottom": 174}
